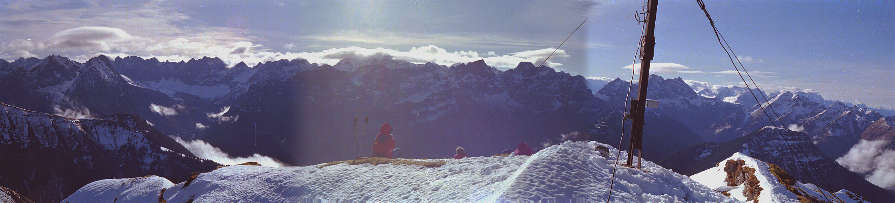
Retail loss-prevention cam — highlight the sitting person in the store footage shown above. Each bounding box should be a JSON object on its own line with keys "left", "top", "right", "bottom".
{"left": 454, "top": 146, "right": 467, "bottom": 159}
{"left": 372, "top": 123, "right": 396, "bottom": 158}
{"left": 512, "top": 142, "right": 534, "bottom": 156}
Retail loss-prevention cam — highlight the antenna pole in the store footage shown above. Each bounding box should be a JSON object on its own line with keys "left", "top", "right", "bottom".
{"left": 253, "top": 122, "right": 257, "bottom": 148}
{"left": 627, "top": 0, "right": 658, "bottom": 169}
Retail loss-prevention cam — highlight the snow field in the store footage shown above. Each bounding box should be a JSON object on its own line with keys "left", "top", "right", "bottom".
{"left": 64, "top": 141, "right": 734, "bottom": 202}
{"left": 62, "top": 175, "right": 174, "bottom": 202}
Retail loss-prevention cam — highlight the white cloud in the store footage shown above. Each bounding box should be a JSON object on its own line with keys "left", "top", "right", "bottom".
{"left": 786, "top": 124, "right": 804, "bottom": 132}
{"left": 622, "top": 62, "right": 703, "bottom": 74}
{"left": 0, "top": 0, "right": 188, "bottom": 59}
{"left": 711, "top": 70, "right": 776, "bottom": 77}
{"left": 737, "top": 56, "right": 763, "bottom": 63}
{"left": 585, "top": 76, "right": 613, "bottom": 81}
{"left": 195, "top": 122, "right": 207, "bottom": 129}
{"left": 280, "top": 45, "right": 567, "bottom": 69}
{"left": 283, "top": 43, "right": 296, "bottom": 50}
{"left": 207, "top": 106, "right": 238, "bottom": 123}
{"left": 53, "top": 105, "right": 94, "bottom": 119}
{"left": 867, "top": 150, "right": 895, "bottom": 190}
{"left": 836, "top": 139, "right": 895, "bottom": 190}
{"left": 149, "top": 103, "right": 178, "bottom": 116}
{"left": 48, "top": 26, "right": 134, "bottom": 51}
{"left": 303, "top": 30, "right": 555, "bottom": 49}
{"left": 172, "top": 137, "right": 284, "bottom": 167}
{"left": 6, "top": 24, "right": 568, "bottom": 69}
{"left": 0, "top": 1, "right": 575, "bottom": 70}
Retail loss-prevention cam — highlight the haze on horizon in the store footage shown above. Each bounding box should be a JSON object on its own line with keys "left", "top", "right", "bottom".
{"left": 0, "top": 0, "right": 892, "bottom": 108}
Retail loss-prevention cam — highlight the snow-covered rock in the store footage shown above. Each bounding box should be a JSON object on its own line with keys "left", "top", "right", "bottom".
{"left": 687, "top": 81, "right": 765, "bottom": 109}
{"left": 692, "top": 152, "right": 870, "bottom": 203}
{"left": 0, "top": 186, "right": 34, "bottom": 203}
{"left": 64, "top": 141, "right": 734, "bottom": 202}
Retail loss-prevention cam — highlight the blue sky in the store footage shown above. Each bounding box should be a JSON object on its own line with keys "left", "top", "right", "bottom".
{"left": 0, "top": 0, "right": 892, "bottom": 108}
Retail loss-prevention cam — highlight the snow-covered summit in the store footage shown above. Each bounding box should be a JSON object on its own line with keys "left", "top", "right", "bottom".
{"left": 64, "top": 141, "right": 733, "bottom": 202}
{"left": 692, "top": 152, "right": 870, "bottom": 203}
{"left": 683, "top": 79, "right": 766, "bottom": 108}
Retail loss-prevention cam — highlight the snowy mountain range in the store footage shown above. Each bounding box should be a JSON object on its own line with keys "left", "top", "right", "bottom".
{"left": 0, "top": 102, "right": 218, "bottom": 202}
{"left": 662, "top": 126, "right": 893, "bottom": 201}
{"left": 1, "top": 54, "right": 892, "bottom": 201}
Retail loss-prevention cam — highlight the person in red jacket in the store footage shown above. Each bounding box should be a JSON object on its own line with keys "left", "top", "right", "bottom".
{"left": 453, "top": 146, "right": 467, "bottom": 159}
{"left": 372, "top": 123, "right": 396, "bottom": 158}
{"left": 513, "top": 142, "right": 534, "bottom": 156}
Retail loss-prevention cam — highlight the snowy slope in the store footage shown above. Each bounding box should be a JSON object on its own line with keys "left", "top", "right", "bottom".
{"left": 62, "top": 176, "right": 174, "bottom": 202}
{"left": 692, "top": 152, "right": 870, "bottom": 203}
{"left": 64, "top": 141, "right": 734, "bottom": 202}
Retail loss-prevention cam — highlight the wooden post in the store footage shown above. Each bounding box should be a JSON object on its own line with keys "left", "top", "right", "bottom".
{"left": 627, "top": 0, "right": 658, "bottom": 169}
{"left": 353, "top": 117, "right": 359, "bottom": 157}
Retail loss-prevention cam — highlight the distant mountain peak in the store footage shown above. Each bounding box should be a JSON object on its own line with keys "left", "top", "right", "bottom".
{"left": 187, "top": 56, "right": 226, "bottom": 68}
{"left": 468, "top": 59, "right": 487, "bottom": 66}
{"left": 450, "top": 59, "right": 497, "bottom": 76}
{"left": 514, "top": 61, "right": 537, "bottom": 70}
{"left": 86, "top": 55, "right": 113, "bottom": 66}
{"left": 232, "top": 61, "right": 249, "bottom": 69}
{"left": 43, "top": 54, "right": 76, "bottom": 67}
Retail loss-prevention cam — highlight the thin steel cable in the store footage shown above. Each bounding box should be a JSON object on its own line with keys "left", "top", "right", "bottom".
{"left": 538, "top": 18, "right": 588, "bottom": 68}
{"left": 696, "top": 0, "right": 780, "bottom": 127}
{"left": 606, "top": 6, "right": 646, "bottom": 202}
{"left": 717, "top": 33, "right": 783, "bottom": 120}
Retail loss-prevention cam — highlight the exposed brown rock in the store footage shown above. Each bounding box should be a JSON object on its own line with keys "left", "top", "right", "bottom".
{"left": 724, "top": 159, "right": 747, "bottom": 186}
{"left": 183, "top": 173, "right": 200, "bottom": 188}
{"left": 742, "top": 166, "right": 762, "bottom": 202}
{"left": 767, "top": 163, "right": 824, "bottom": 203}
{"left": 158, "top": 188, "right": 167, "bottom": 203}
{"left": 238, "top": 162, "right": 261, "bottom": 166}
{"left": 0, "top": 186, "right": 35, "bottom": 203}
{"left": 723, "top": 159, "right": 763, "bottom": 202}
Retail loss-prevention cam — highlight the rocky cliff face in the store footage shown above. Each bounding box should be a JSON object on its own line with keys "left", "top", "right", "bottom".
{"left": 207, "top": 59, "right": 613, "bottom": 165}
{"left": 0, "top": 103, "right": 218, "bottom": 202}
{"left": 743, "top": 90, "right": 883, "bottom": 157}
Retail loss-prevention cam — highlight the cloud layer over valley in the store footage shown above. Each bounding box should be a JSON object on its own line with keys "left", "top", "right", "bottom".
{"left": 173, "top": 137, "right": 284, "bottom": 167}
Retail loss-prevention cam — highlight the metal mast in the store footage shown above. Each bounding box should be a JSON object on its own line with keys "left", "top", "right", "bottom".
{"left": 626, "top": 0, "right": 658, "bottom": 169}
